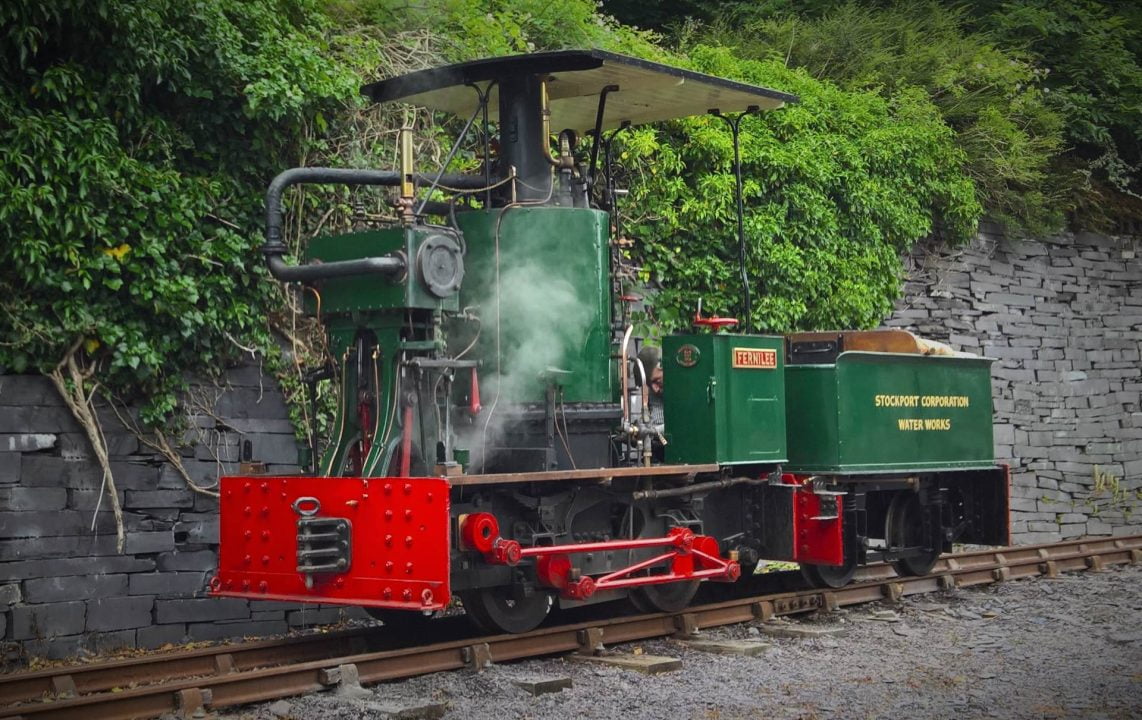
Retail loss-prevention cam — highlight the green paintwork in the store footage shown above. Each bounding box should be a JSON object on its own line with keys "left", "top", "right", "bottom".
{"left": 785, "top": 352, "right": 995, "bottom": 473}
{"left": 455, "top": 208, "right": 614, "bottom": 404}
{"left": 318, "top": 318, "right": 406, "bottom": 478}
{"left": 305, "top": 228, "right": 459, "bottom": 314}
{"left": 662, "top": 334, "right": 788, "bottom": 465}
{"left": 302, "top": 226, "right": 461, "bottom": 477}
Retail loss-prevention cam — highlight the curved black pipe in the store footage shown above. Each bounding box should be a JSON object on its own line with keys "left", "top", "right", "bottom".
{"left": 263, "top": 167, "right": 487, "bottom": 283}
{"left": 265, "top": 253, "right": 406, "bottom": 283}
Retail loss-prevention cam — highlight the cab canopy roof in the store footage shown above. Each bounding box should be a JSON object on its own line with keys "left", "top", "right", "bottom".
{"left": 361, "top": 49, "right": 797, "bottom": 131}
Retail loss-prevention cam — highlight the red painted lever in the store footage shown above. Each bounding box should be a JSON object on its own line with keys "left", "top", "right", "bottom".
{"left": 469, "top": 366, "right": 481, "bottom": 415}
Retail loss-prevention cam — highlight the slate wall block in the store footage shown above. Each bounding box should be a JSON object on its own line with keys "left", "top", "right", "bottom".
{"left": 137, "top": 623, "right": 188, "bottom": 649}
{"left": 128, "top": 572, "right": 207, "bottom": 597}
{"left": 10, "top": 601, "right": 86, "bottom": 640}
{"left": 154, "top": 597, "right": 249, "bottom": 624}
{"left": 86, "top": 596, "right": 155, "bottom": 632}
{"left": 24, "top": 574, "right": 129, "bottom": 604}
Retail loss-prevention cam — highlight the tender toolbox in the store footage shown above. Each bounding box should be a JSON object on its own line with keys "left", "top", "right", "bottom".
{"left": 663, "top": 334, "right": 788, "bottom": 465}
{"left": 785, "top": 351, "right": 995, "bottom": 473}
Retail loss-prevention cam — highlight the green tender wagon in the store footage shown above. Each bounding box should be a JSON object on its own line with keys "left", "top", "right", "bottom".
{"left": 785, "top": 350, "right": 995, "bottom": 473}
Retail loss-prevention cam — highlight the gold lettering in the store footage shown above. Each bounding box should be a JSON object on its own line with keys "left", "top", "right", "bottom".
{"left": 897, "top": 417, "right": 952, "bottom": 431}
{"left": 878, "top": 393, "right": 971, "bottom": 408}
{"left": 732, "top": 347, "right": 777, "bottom": 369}
{"left": 920, "top": 395, "right": 970, "bottom": 408}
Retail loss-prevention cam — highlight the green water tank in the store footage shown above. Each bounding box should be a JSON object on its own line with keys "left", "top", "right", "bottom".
{"left": 784, "top": 352, "right": 995, "bottom": 473}
{"left": 662, "top": 334, "right": 788, "bottom": 466}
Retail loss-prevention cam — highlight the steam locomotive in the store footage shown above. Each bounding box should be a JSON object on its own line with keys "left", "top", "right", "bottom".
{"left": 210, "top": 50, "right": 1009, "bottom": 634}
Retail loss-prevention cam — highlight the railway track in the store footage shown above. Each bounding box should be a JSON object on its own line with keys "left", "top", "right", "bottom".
{"left": 3, "top": 535, "right": 1139, "bottom": 720}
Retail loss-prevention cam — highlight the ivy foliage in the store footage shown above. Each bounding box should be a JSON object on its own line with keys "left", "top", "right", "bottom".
{"left": 325, "top": 0, "right": 660, "bottom": 62}
{"left": 8, "top": 0, "right": 1111, "bottom": 427}
{"left": 966, "top": 0, "right": 1142, "bottom": 228}
{"left": 703, "top": 1, "right": 1065, "bottom": 234}
{"left": 621, "top": 46, "right": 979, "bottom": 333}
{"left": 0, "top": 0, "right": 362, "bottom": 421}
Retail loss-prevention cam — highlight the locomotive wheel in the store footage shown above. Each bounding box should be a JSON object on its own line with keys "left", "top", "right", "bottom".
{"left": 628, "top": 580, "right": 700, "bottom": 614}
{"left": 799, "top": 552, "right": 857, "bottom": 589}
{"left": 886, "top": 492, "right": 941, "bottom": 577}
{"left": 459, "top": 586, "right": 551, "bottom": 634}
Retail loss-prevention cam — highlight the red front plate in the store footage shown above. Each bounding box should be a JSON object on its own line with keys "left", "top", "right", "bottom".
{"left": 211, "top": 476, "right": 451, "bottom": 611}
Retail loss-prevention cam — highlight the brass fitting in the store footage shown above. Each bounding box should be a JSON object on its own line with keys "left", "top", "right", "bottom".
{"left": 398, "top": 127, "right": 416, "bottom": 225}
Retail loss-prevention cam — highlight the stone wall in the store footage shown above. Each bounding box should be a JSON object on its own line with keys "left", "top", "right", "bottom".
{"left": 886, "top": 223, "right": 1142, "bottom": 543}
{"left": 0, "top": 366, "right": 355, "bottom": 662}
{"left": 2, "top": 226, "right": 1140, "bottom": 661}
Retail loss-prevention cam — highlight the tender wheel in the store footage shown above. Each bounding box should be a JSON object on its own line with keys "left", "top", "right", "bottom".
{"left": 886, "top": 492, "right": 941, "bottom": 577}
{"left": 459, "top": 586, "right": 551, "bottom": 634}
{"left": 799, "top": 552, "right": 857, "bottom": 589}
{"left": 628, "top": 580, "right": 700, "bottom": 613}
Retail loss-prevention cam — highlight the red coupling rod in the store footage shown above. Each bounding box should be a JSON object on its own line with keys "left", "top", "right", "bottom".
{"left": 459, "top": 515, "right": 740, "bottom": 601}
{"left": 515, "top": 526, "right": 696, "bottom": 562}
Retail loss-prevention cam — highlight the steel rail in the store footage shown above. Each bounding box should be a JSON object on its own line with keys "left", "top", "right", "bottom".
{"left": 2, "top": 535, "right": 1139, "bottom": 720}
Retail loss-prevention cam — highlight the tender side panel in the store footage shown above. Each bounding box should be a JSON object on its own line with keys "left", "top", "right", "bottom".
{"left": 211, "top": 476, "right": 451, "bottom": 610}
{"left": 787, "top": 352, "right": 995, "bottom": 473}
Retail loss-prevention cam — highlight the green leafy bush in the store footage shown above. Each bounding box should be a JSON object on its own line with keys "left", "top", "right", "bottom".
{"left": 705, "top": 1, "right": 1064, "bottom": 233}
{"left": 621, "top": 46, "right": 979, "bottom": 332}
{"left": 965, "top": 0, "right": 1142, "bottom": 228}
{"left": 0, "top": 0, "right": 361, "bottom": 421}
{"left": 325, "top": 0, "right": 660, "bottom": 62}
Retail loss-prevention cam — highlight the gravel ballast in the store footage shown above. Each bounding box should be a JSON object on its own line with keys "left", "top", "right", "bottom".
{"left": 220, "top": 564, "right": 1142, "bottom": 720}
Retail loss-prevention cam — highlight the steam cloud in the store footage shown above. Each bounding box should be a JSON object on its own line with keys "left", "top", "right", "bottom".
{"left": 457, "top": 258, "right": 595, "bottom": 471}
